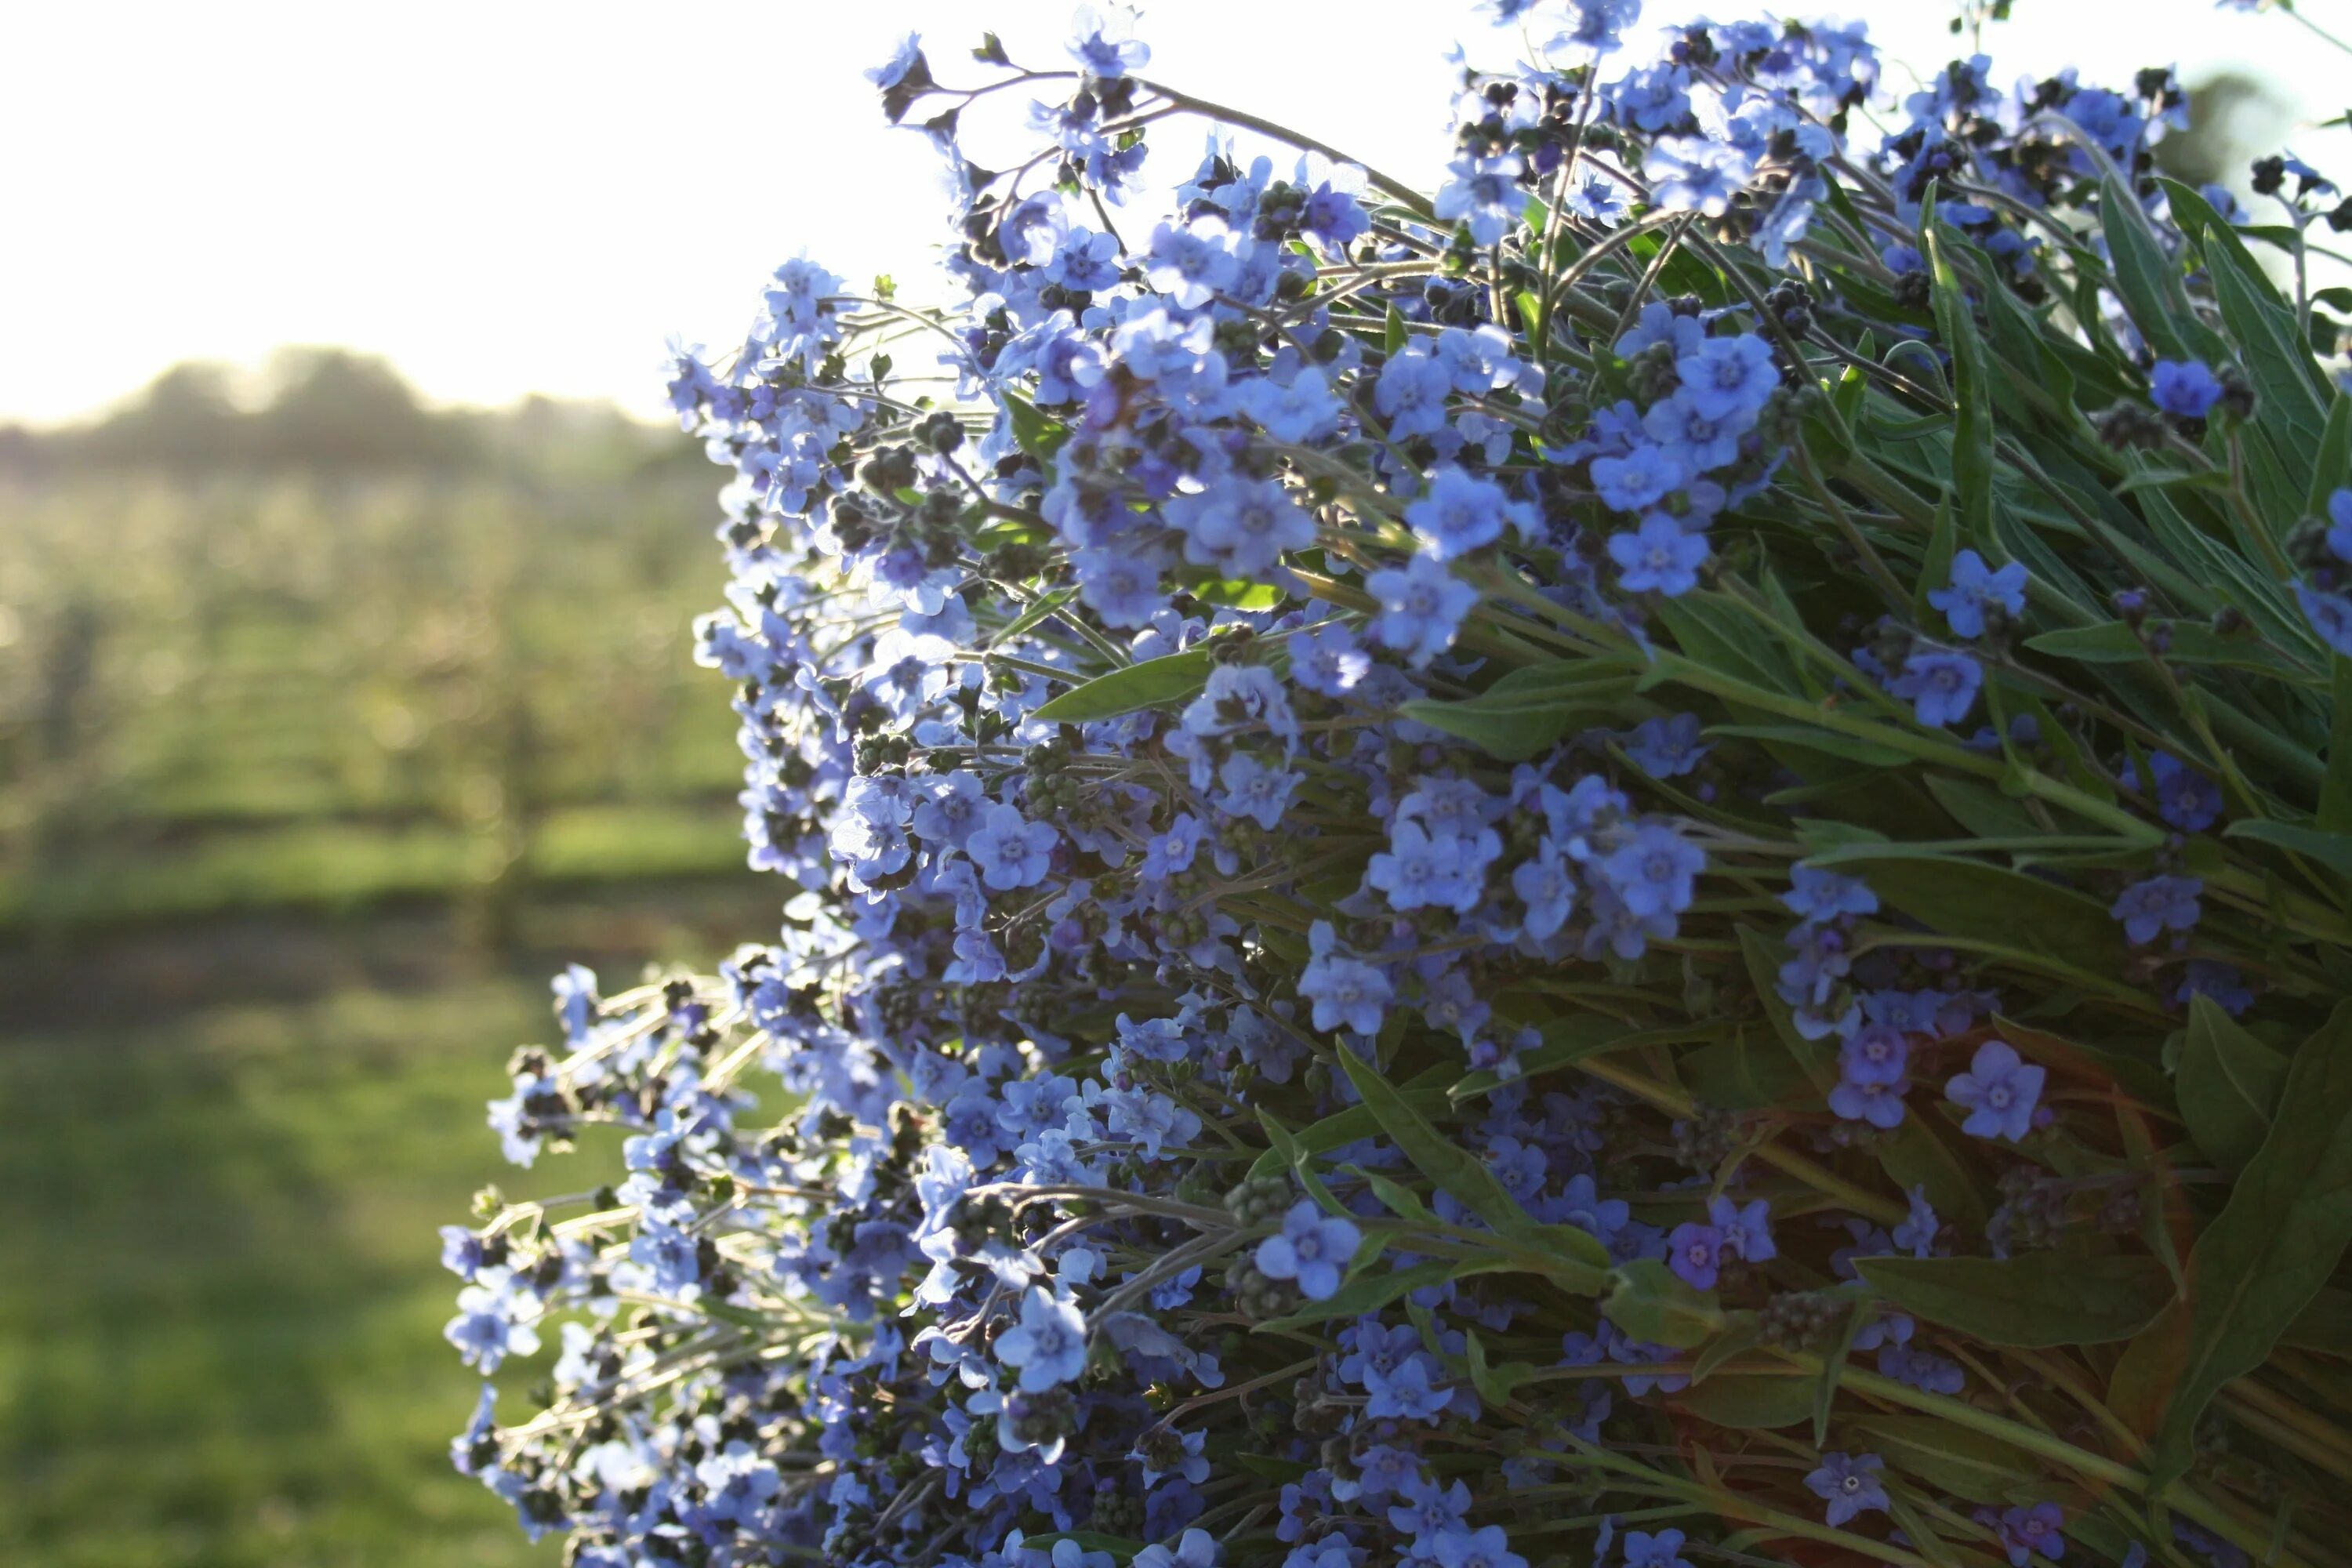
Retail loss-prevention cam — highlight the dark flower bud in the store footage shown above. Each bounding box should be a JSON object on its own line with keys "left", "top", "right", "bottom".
{"left": 2113, "top": 588, "right": 2151, "bottom": 627}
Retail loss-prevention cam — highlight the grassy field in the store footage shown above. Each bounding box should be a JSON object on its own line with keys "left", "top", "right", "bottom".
{"left": 0, "top": 470, "right": 746, "bottom": 933}
{"left": 0, "top": 463, "right": 780, "bottom": 1565}
{"left": 0, "top": 974, "right": 564, "bottom": 1567}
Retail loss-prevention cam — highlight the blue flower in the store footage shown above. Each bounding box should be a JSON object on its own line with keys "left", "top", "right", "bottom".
{"left": 1591, "top": 444, "right": 1686, "bottom": 513}
{"left": 1215, "top": 752, "right": 1301, "bottom": 829}
{"left": 996, "top": 1287, "right": 1088, "bottom": 1391}
{"left": 1624, "top": 713, "right": 1711, "bottom": 777}
{"left": 1432, "top": 1525, "right": 1527, "bottom": 1568}
{"left": 2292, "top": 580, "right": 2352, "bottom": 656}
{"left": 1997, "top": 1502, "right": 2067, "bottom": 1566}
{"left": 1806, "top": 1452, "right": 1890, "bottom": 1526}
{"left": 1369, "top": 819, "right": 1483, "bottom": 912}
{"left": 1623, "top": 1528, "right": 1695, "bottom": 1568}
{"left": 1709, "top": 1195, "right": 1775, "bottom": 1261}
{"left": 1135, "top": 1530, "right": 1218, "bottom": 1568}
{"left": 865, "top": 32, "right": 925, "bottom": 89}
{"left": 2327, "top": 488, "right": 2352, "bottom": 563}
{"left": 1675, "top": 334, "right": 1781, "bottom": 422}
{"left": 1074, "top": 545, "right": 1169, "bottom": 630}
{"left": 1068, "top": 4, "right": 1149, "bottom": 78}
{"left": 1646, "top": 136, "right": 1754, "bottom": 216}
{"left": 1288, "top": 619, "right": 1370, "bottom": 697}
{"left": 1367, "top": 553, "right": 1479, "bottom": 666}
{"left": 1667, "top": 1221, "right": 1727, "bottom": 1289}
{"left": 1434, "top": 151, "right": 1527, "bottom": 245}
{"left": 445, "top": 1278, "right": 543, "bottom": 1373}
{"left": 1945, "top": 1040, "right": 2045, "bottom": 1142}
{"left": 1928, "top": 549, "right": 2029, "bottom": 639}
{"left": 1408, "top": 466, "right": 1527, "bottom": 561}
{"left": 2151, "top": 359, "right": 2224, "bottom": 419}
{"left": 1889, "top": 649, "right": 1983, "bottom": 728}
{"left": 1363, "top": 1348, "right": 1451, "bottom": 1421}
{"left": 1301, "top": 921, "right": 1392, "bottom": 1034}
{"left": 1893, "top": 1187, "right": 1941, "bottom": 1258}
{"left": 1256, "top": 1200, "right": 1361, "bottom": 1300}
{"left": 1144, "top": 216, "right": 1240, "bottom": 310}
{"left": 1511, "top": 840, "right": 1578, "bottom": 939}
{"left": 1784, "top": 865, "right": 1878, "bottom": 924}
{"left": 1243, "top": 367, "right": 1343, "bottom": 443}
{"left": 2173, "top": 960, "right": 2253, "bottom": 1015}
{"left": 1607, "top": 514, "right": 1710, "bottom": 596}
{"left": 2110, "top": 873, "right": 2202, "bottom": 944}
{"left": 1376, "top": 346, "right": 1458, "bottom": 438}
{"left": 2145, "top": 751, "right": 2222, "bottom": 831}
{"left": 1599, "top": 822, "right": 1705, "bottom": 919}
{"left": 966, "top": 804, "right": 1058, "bottom": 891}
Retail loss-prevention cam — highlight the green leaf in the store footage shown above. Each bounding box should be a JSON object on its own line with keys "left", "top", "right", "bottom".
{"left": 1735, "top": 926, "right": 1837, "bottom": 1094}
{"left": 989, "top": 586, "right": 1078, "bottom": 649}
{"left": 2098, "top": 174, "right": 2206, "bottom": 362}
{"left": 1844, "top": 1416, "right": 2044, "bottom": 1505}
{"left": 1258, "top": 1256, "right": 1497, "bottom": 1330}
{"left": 1678, "top": 1029, "right": 1818, "bottom": 1112}
{"left": 1019, "top": 1533, "right": 1140, "bottom": 1563}
{"left": 2112, "top": 466, "right": 2230, "bottom": 497}
{"left": 1857, "top": 856, "right": 2129, "bottom": 978}
{"left": 1674, "top": 1374, "right": 1813, "bottom": 1430}
{"left": 2024, "top": 620, "right": 2312, "bottom": 677}
{"left": 1337, "top": 1049, "right": 1613, "bottom": 1286}
{"left": 1351, "top": 1163, "right": 1438, "bottom": 1225}
{"left": 1385, "top": 302, "right": 1407, "bottom": 358}
{"left": 1705, "top": 724, "right": 1911, "bottom": 768}
{"left": 2129, "top": 1001, "right": 2352, "bottom": 1488}
{"left": 2281, "top": 1285, "right": 2352, "bottom": 1354}
{"left": 1466, "top": 1331, "right": 1537, "bottom": 1406}
{"left": 1854, "top": 1253, "right": 2172, "bottom": 1348}
{"left": 1924, "top": 216, "right": 1994, "bottom": 542}
{"left": 1602, "top": 1258, "right": 1726, "bottom": 1349}
{"left": 1030, "top": 648, "right": 1210, "bottom": 723}
{"left": 1000, "top": 388, "right": 1069, "bottom": 459}
{"left": 2307, "top": 389, "right": 2352, "bottom": 519}
{"left": 1399, "top": 693, "right": 1616, "bottom": 761}
{"left": 2327, "top": 656, "right": 2352, "bottom": 833}
{"left": 1451, "top": 1013, "right": 1652, "bottom": 1103}
{"left": 1875, "top": 1114, "right": 1989, "bottom": 1236}
{"left": 1914, "top": 489, "right": 1958, "bottom": 627}
{"left": 2223, "top": 818, "right": 2352, "bottom": 878}
{"left": 1817, "top": 1297, "right": 1878, "bottom": 1446}
{"left": 2176, "top": 994, "right": 2288, "bottom": 1177}
{"left": 1690, "top": 1315, "right": 1762, "bottom": 1385}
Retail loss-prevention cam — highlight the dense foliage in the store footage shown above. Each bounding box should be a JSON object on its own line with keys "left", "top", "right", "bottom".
{"left": 441, "top": 6, "right": 2352, "bottom": 1568}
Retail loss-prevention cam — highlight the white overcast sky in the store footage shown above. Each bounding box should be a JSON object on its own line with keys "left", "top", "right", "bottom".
{"left": 2, "top": 0, "right": 2347, "bottom": 426}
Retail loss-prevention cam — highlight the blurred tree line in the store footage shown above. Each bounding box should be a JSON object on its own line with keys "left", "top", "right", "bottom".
{"left": 0, "top": 347, "right": 699, "bottom": 481}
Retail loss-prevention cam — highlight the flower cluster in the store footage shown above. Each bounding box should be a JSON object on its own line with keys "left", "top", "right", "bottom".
{"left": 446, "top": 7, "right": 2352, "bottom": 1568}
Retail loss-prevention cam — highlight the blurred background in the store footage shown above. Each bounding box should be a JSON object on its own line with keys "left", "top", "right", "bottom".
{"left": 0, "top": 2, "right": 2336, "bottom": 1564}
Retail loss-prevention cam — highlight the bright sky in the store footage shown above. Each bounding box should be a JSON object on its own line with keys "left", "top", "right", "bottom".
{"left": 4, "top": 0, "right": 2346, "bottom": 427}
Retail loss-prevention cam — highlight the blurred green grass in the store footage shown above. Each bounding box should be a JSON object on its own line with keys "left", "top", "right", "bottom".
{"left": 0, "top": 455, "right": 775, "bottom": 1565}
{"left": 0, "top": 977, "right": 583, "bottom": 1568}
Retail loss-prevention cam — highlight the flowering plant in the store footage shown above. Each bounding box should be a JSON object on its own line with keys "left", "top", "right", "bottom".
{"left": 442, "top": 6, "right": 2352, "bottom": 1568}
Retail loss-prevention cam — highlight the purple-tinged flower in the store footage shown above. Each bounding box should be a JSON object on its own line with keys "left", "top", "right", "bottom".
{"left": 1215, "top": 751, "right": 1301, "bottom": 830}
{"left": 2110, "top": 874, "right": 2203, "bottom": 944}
{"left": 966, "top": 804, "right": 1058, "bottom": 891}
{"left": 1511, "top": 840, "right": 1578, "bottom": 939}
{"left": 2294, "top": 580, "right": 2352, "bottom": 656}
{"left": 1590, "top": 445, "right": 1686, "bottom": 514}
{"left": 2173, "top": 960, "right": 2253, "bottom": 1015}
{"left": 1073, "top": 544, "right": 1169, "bottom": 629}
{"left": 1709, "top": 1195, "right": 1775, "bottom": 1261}
{"left": 1893, "top": 1187, "right": 1941, "bottom": 1258}
{"left": 1288, "top": 619, "right": 1371, "bottom": 697}
{"left": 1806, "top": 1452, "right": 1889, "bottom": 1526}
{"left": 1945, "top": 1040, "right": 2046, "bottom": 1142}
{"left": 1301, "top": 921, "right": 1392, "bottom": 1034}
{"left": 1167, "top": 474, "right": 1316, "bottom": 580}
{"left": 1601, "top": 822, "right": 1706, "bottom": 919}
{"left": 1608, "top": 514, "right": 1710, "bottom": 597}
{"left": 1257, "top": 1200, "right": 1362, "bottom": 1301}
{"left": 2327, "top": 488, "right": 2352, "bottom": 564}
{"left": 1622, "top": 1528, "right": 1694, "bottom": 1568}
{"left": 1675, "top": 334, "right": 1781, "bottom": 422}
{"left": 1433, "top": 1525, "right": 1527, "bottom": 1568}
{"left": 1928, "top": 549, "right": 2029, "bottom": 639}
{"left": 1367, "top": 553, "right": 1479, "bottom": 667}
{"left": 1624, "top": 713, "right": 1711, "bottom": 777}
{"left": 2145, "top": 751, "right": 2222, "bottom": 832}
{"left": 1784, "top": 865, "right": 1878, "bottom": 924}
{"left": 996, "top": 1287, "right": 1088, "bottom": 1391}
{"left": 1408, "top": 466, "right": 1529, "bottom": 561}
{"left": 2151, "top": 359, "right": 2224, "bottom": 419}
{"left": 1890, "top": 649, "right": 1983, "bottom": 728}
{"left": 1997, "top": 1502, "right": 2067, "bottom": 1566}
{"left": 1667, "top": 1221, "right": 1728, "bottom": 1289}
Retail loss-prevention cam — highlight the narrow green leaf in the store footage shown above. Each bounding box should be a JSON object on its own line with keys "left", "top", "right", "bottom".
{"left": 1844, "top": 1416, "right": 2042, "bottom": 1505}
{"left": 1704, "top": 724, "right": 1911, "bottom": 768}
{"left": 1913, "top": 489, "right": 1958, "bottom": 627}
{"left": 2098, "top": 174, "right": 2204, "bottom": 362}
{"left": 1603, "top": 1258, "right": 1726, "bottom": 1349}
{"left": 2281, "top": 1285, "right": 2352, "bottom": 1354}
{"left": 1674, "top": 1373, "right": 1813, "bottom": 1429}
{"left": 2134, "top": 1001, "right": 2352, "bottom": 1487}
{"left": 1816, "top": 1298, "right": 1878, "bottom": 1446}
{"left": 1399, "top": 694, "right": 1617, "bottom": 761}
{"left": 1678, "top": 1029, "right": 1818, "bottom": 1112}
{"left": 1385, "top": 302, "right": 1407, "bottom": 359}
{"left": 1337, "top": 1049, "right": 1613, "bottom": 1283}
{"left": 2223, "top": 818, "right": 2352, "bottom": 878}
{"left": 2326, "top": 656, "right": 2352, "bottom": 833}
{"left": 1855, "top": 1252, "right": 2172, "bottom": 1348}
{"left": 1875, "top": 1114, "right": 1989, "bottom": 1236}
{"left": 1735, "top": 926, "right": 1836, "bottom": 1095}
{"left": 1690, "top": 1315, "right": 1761, "bottom": 1385}
{"left": 1030, "top": 648, "right": 1210, "bottom": 723}
{"left": 999, "top": 387, "right": 1069, "bottom": 459}
{"left": 1466, "top": 1331, "right": 1537, "bottom": 1406}
{"left": 1923, "top": 218, "right": 1994, "bottom": 542}
{"left": 2307, "top": 389, "right": 2352, "bottom": 518}
{"left": 2176, "top": 995, "right": 2288, "bottom": 1177}
{"left": 1258, "top": 1255, "right": 1497, "bottom": 1330}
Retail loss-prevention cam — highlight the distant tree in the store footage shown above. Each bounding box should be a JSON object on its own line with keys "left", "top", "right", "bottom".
{"left": 248, "top": 347, "right": 481, "bottom": 470}
{"left": 2157, "top": 70, "right": 2292, "bottom": 194}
